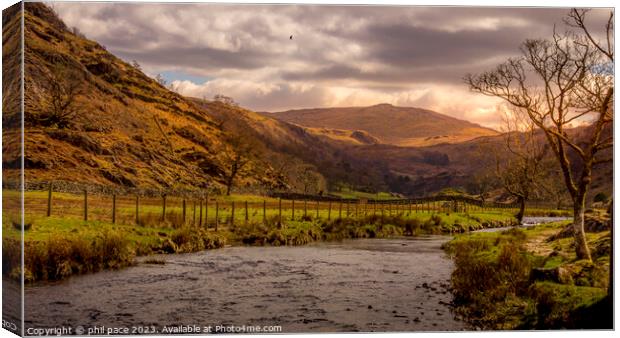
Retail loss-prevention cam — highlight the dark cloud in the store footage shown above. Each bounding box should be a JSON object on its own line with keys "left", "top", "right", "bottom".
{"left": 53, "top": 3, "right": 613, "bottom": 126}
{"left": 116, "top": 46, "right": 271, "bottom": 71}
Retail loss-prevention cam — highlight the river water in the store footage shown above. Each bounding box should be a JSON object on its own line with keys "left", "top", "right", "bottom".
{"left": 23, "top": 236, "right": 465, "bottom": 333}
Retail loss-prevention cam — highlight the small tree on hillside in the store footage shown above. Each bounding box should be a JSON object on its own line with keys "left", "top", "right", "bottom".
{"left": 31, "top": 65, "right": 84, "bottom": 128}
{"left": 221, "top": 132, "right": 257, "bottom": 196}
{"left": 296, "top": 165, "right": 324, "bottom": 195}
{"left": 465, "top": 9, "right": 613, "bottom": 260}
{"left": 131, "top": 60, "right": 142, "bottom": 71}
{"left": 214, "top": 94, "right": 238, "bottom": 106}
{"left": 155, "top": 73, "right": 167, "bottom": 86}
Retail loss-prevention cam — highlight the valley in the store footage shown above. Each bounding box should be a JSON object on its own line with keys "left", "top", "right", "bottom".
{"left": 1, "top": 2, "right": 613, "bottom": 333}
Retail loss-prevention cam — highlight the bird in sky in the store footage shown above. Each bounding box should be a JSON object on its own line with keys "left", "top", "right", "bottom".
{"left": 290, "top": 35, "right": 293, "bottom": 40}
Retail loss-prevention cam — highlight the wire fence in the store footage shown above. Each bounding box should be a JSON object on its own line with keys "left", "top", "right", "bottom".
{"left": 3, "top": 183, "right": 571, "bottom": 230}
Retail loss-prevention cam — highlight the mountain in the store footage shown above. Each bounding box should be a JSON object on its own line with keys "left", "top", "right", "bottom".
{"left": 269, "top": 104, "right": 499, "bottom": 147}
{"left": 3, "top": 3, "right": 287, "bottom": 192}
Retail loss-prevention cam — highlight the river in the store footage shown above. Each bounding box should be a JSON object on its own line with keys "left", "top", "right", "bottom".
{"left": 23, "top": 236, "right": 465, "bottom": 333}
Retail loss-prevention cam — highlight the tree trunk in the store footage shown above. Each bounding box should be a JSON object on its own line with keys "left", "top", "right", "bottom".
{"left": 226, "top": 163, "right": 238, "bottom": 196}
{"left": 573, "top": 194, "right": 592, "bottom": 261}
{"left": 225, "top": 178, "right": 233, "bottom": 196}
{"left": 608, "top": 200, "right": 613, "bottom": 297}
{"left": 516, "top": 196, "right": 525, "bottom": 224}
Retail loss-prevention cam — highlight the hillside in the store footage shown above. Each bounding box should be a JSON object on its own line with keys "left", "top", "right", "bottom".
{"left": 189, "top": 98, "right": 392, "bottom": 194}
{"left": 345, "top": 124, "right": 612, "bottom": 203}
{"left": 3, "top": 3, "right": 287, "bottom": 193}
{"left": 269, "top": 104, "right": 499, "bottom": 146}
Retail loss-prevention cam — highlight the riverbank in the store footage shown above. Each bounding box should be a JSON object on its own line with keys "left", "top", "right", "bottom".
{"left": 4, "top": 210, "right": 518, "bottom": 283}
{"left": 443, "top": 214, "right": 612, "bottom": 329}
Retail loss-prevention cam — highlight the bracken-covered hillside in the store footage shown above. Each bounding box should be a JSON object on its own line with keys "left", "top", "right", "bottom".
{"left": 4, "top": 3, "right": 287, "bottom": 192}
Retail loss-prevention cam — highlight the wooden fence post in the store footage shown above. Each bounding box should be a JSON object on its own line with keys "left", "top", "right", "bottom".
{"left": 199, "top": 199, "right": 203, "bottom": 227}
{"left": 112, "top": 194, "right": 116, "bottom": 224}
{"left": 328, "top": 201, "right": 332, "bottom": 220}
{"left": 193, "top": 201, "right": 196, "bottom": 225}
{"left": 135, "top": 195, "right": 140, "bottom": 225}
{"left": 84, "top": 190, "right": 88, "bottom": 221}
{"left": 162, "top": 195, "right": 167, "bottom": 222}
{"left": 263, "top": 200, "right": 267, "bottom": 224}
{"left": 339, "top": 201, "right": 342, "bottom": 219}
{"left": 182, "top": 199, "right": 186, "bottom": 224}
{"left": 47, "top": 183, "right": 53, "bottom": 217}
{"left": 205, "top": 197, "right": 209, "bottom": 228}
{"left": 215, "top": 201, "right": 219, "bottom": 231}
{"left": 354, "top": 202, "right": 358, "bottom": 218}
{"left": 304, "top": 200, "right": 308, "bottom": 218}
{"left": 231, "top": 201, "right": 235, "bottom": 226}
{"left": 245, "top": 201, "right": 249, "bottom": 224}
{"left": 292, "top": 200, "right": 295, "bottom": 221}
{"left": 278, "top": 198, "right": 282, "bottom": 225}
{"left": 316, "top": 200, "right": 319, "bottom": 218}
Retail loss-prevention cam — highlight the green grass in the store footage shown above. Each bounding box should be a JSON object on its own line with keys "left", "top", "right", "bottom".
{"left": 444, "top": 219, "right": 611, "bottom": 329}
{"left": 2, "top": 213, "right": 226, "bottom": 282}
{"left": 6, "top": 190, "right": 529, "bottom": 283}
{"left": 4, "top": 215, "right": 174, "bottom": 250}
{"left": 329, "top": 188, "right": 395, "bottom": 200}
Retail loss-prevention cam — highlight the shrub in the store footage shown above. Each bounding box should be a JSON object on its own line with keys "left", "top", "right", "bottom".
{"left": 21, "top": 230, "right": 134, "bottom": 282}
{"left": 593, "top": 192, "right": 609, "bottom": 203}
{"left": 430, "top": 214, "right": 443, "bottom": 225}
{"left": 171, "top": 227, "right": 226, "bottom": 253}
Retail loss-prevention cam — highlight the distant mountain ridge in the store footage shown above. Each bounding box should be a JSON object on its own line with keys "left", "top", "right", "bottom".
{"left": 269, "top": 104, "right": 499, "bottom": 146}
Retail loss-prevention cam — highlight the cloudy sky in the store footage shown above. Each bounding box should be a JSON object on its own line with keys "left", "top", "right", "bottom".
{"left": 52, "top": 2, "right": 612, "bottom": 128}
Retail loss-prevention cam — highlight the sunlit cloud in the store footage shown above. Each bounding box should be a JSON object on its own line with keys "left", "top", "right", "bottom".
{"left": 52, "top": 3, "right": 611, "bottom": 128}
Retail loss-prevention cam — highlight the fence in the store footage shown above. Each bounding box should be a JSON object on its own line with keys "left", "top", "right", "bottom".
{"left": 10, "top": 183, "right": 554, "bottom": 231}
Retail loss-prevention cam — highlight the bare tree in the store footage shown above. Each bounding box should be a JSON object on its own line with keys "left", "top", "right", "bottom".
{"left": 155, "top": 73, "right": 167, "bottom": 87}
{"left": 466, "top": 146, "right": 500, "bottom": 203}
{"left": 131, "top": 60, "right": 142, "bottom": 71}
{"left": 465, "top": 9, "right": 613, "bottom": 260}
{"left": 493, "top": 109, "right": 548, "bottom": 223}
{"left": 213, "top": 94, "right": 238, "bottom": 106}
{"left": 539, "top": 165, "right": 571, "bottom": 210}
{"left": 296, "top": 165, "right": 323, "bottom": 195}
{"left": 221, "top": 132, "right": 257, "bottom": 196}
{"left": 32, "top": 65, "right": 84, "bottom": 128}
{"left": 167, "top": 82, "right": 180, "bottom": 93}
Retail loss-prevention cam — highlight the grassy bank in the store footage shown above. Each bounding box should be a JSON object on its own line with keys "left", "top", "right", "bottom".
{"left": 2, "top": 217, "right": 227, "bottom": 282}
{"left": 3, "top": 204, "right": 518, "bottom": 282}
{"left": 443, "top": 216, "right": 612, "bottom": 329}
